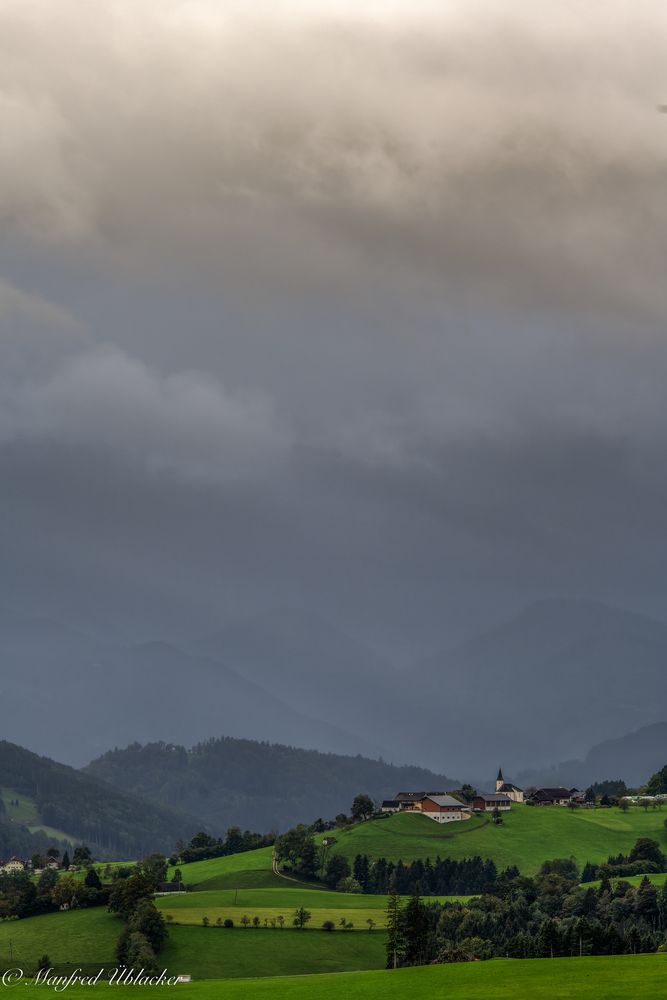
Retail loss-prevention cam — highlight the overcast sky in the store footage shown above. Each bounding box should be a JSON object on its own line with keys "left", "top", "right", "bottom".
{"left": 2, "top": 0, "right": 667, "bottom": 654}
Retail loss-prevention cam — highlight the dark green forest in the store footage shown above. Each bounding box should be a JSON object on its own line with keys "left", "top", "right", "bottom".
{"left": 0, "top": 742, "right": 202, "bottom": 858}
{"left": 85, "top": 737, "right": 457, "bottom": 832}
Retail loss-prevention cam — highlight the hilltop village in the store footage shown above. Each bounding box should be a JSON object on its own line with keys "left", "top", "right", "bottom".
{"left": 381, "top": 769, "right": 584, "bottom": 823}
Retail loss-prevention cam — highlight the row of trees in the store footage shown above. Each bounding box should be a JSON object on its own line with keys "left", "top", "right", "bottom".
{"left": 172, "top": 828, "right": 275, "bottom": 865}
{"left": 387, "top": 861, "right": 667, "bottom": 968}
{"left": 109, "top": 856, "right": 170, "bottom": 972}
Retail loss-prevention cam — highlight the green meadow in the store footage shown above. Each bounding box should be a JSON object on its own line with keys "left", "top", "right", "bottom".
{"left": 12, "top": 954, "right": 667, "bottom": 999}
{"left": 328, "top": 804, "right": 667, "bottom": 873}
{"left": 177, "top": 848, "right": 282, "bottom": 890}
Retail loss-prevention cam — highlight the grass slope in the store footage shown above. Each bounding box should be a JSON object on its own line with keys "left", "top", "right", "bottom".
{"left": 0, "top": 908, "right": 120, "bottom": 966}
{"left": 0, "top": 787, "right": 74, "bottom": 843}
{"left": 157, "top": 887, "right": 471, "bottom": 929}
{"left": 13, "top": 954, "right": 667, "bottom": 999}
{"left": 179, "top": 849, "right": 283, "bottom": 890}
{"left": 330, "top": 806, "right": 667, "bottom": 873}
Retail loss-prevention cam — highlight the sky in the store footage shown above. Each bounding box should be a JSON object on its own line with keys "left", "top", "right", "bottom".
{"left": 3, "top": 0, "right": 667, "bottom": 655}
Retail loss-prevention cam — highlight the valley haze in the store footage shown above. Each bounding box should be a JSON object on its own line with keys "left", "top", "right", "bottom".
{"left": 1, "top": 1, "right": 667, "bottom": 796}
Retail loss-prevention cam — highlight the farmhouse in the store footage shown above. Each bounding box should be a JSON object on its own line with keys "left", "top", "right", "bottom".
{"left": 495, "top": 768, "right": 524, "bottom": 803}
{"left": 418, "top": 794, "right": 472, "bottom": 823}
{"left": 527, "top": 787, "right": 582, "bottom": 806}
{"left": 0, "top": 856, "right": 26, "bottom": 874}
{"left": 385, "top": 791, "right": 471, "bottom": 823}
{"left": 472, "top": 792, "right": 512, "bottom": 812}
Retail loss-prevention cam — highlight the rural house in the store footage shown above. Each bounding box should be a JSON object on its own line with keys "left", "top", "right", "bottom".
{"left": 472, "top": 792, "right": 512, "bottom": 812}
{"left": 418, "top": 794, "right": 472, "bottom": 823}
{"left": 527, "top": 787, "right": 582, "bottom": 806}
{"left": 0, "top": 857, "right": 26, "bottom": 874}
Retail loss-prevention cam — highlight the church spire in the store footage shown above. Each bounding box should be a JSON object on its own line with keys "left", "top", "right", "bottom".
{"left": 497, "top": 767, "right": 504, "bottom": 782}
{"left": 496, "top": 767, "right": 504, "bottom": 792}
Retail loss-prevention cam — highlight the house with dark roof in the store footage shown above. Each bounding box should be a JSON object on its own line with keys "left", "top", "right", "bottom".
{"left": 381, "top": 800, "right": 401, "bottom": 813}
{"left": 527, "top": 787, "right": 582, "bottom": 806}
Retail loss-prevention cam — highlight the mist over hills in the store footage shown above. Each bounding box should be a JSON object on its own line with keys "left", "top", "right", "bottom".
{"left": 517, "top": 722, "right": 667, "bottom": 791}
{"left": 3, "top": 598, "right": 667, "bottom": 778}
{"left": 84, "top": 737, "right": 459, "bottom": 833}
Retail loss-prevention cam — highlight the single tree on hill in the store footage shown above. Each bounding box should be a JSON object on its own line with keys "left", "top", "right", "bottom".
{"left": 351, "top": 794, "right": 375, "bottom": 822}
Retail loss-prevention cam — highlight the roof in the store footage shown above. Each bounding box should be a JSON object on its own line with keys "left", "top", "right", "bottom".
{"left": 498, "top": 782, "right": 523, "bottom": 793}
{"left": 424, "top": 795, "right": 469, "bottom": 809}
{"left": 381, "top": 800, "right": 399, "bottom": 807}
{"left": 529, "top": 787, "right": 576, "bottom": 800}
{"left": 475, "top": 792, "right": 512, "bottom": 803}
{"left": 497, "top": 767, "right": 504, "bottom": 781}
{"left": 396, "top": 791, "right": 426, "bottom": 801}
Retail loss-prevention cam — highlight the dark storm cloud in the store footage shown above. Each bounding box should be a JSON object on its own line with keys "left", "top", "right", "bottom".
{"left": 2, "top": 0, "right": 667, "bottom": 651}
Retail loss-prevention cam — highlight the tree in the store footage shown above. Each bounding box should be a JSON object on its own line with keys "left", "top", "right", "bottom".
{"left": 240, "top": 915, "right": 250, "bottom": 929}
{"left": 618, "top": 798, "right": 630, "bottom": 813}
{"left": 252, "top": 916, "right": 261, "bottom": 928}
{"left": 386, "top": 890, "right": 404, "bottom": 969}
{"left": 202, "top": 915, "right": 209, "bottom": 927}
{"left": 402, "top": 886, "right": 430, "bottom": 966}
{"left": 322, "top": 920, "right": 335, "bottom": 931}
{"left": 84, "top": 868, "right": 103, "bottom": 890}
{"left": 36, "top": 955, "right": 51, "bottom": 973}
{"left": 72, "top": 845, "right": 92, "bottom": 867}
{"left": 491, "top": 806, "right": 503, "bottom": 825}
{"left": 61, "top": 852, "right": 70, "bottom": 870}
{"left": 293, "top": 906, "right": 311, "bottom": 929}
{"left": 366, "top": 918, "right": 376, "bottom": 932}
{"left": 324, "top": 854, "right": 350, "bottom": 887}
{"left": 629, "top": 838, "right": 664, "bottom": 869}
{"left": 351, "top": 794, "right": 375, "bottom": 822}
{"left": 277, "top": 915, "right": 285, "bottom": 929}
{"left": 139, "top": 853, "right": 168, "bottom": 890}
{"left": 128, "top": 899, "right": 168, "bottom": 953}
{"left": 52, "top": 875, "right": 79, "bottom": 910}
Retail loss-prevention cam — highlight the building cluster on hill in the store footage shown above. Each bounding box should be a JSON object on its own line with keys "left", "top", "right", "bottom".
{"left": 380, "top": 768, "right": 589, "bottom": 822}
{"left": 0, "top": 855, "right": 61, "bottom": 875}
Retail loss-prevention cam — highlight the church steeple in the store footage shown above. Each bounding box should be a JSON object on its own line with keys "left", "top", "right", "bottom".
{"left": 496, "top": 767, "right": 504, "bottom": 792}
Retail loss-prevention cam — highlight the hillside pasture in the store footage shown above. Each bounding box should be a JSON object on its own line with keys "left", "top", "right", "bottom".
{"left": 12, "top": 954, "right": 667, "bottom": 999}
{"left": 329, "top": 805, "right": 667, "bottom": 873}
{"left": 178, "top": 848, "right": 283, "bottom": 889}
{"left": 157, "top": 886, "right": 471, "bottom": 929}
{"left": 0, "top": 907, "right": 120, "bottom": 967}
{"left": 0, "top": 787, "right": 74, "bottom": 844}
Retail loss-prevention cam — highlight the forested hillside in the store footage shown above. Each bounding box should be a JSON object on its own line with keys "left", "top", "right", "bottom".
{"left": 85, "top": 737, "right": 458, "bottom": 832}
{"left": 0, "top": 741, "right": 202, "bottom": 858}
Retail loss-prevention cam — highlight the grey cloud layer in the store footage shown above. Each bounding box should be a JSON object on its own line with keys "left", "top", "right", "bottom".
{"left": 2, "top": 0, "right": 667, "bottom": 315}
{"left": 2, "top": 2, "right": 667, "bottom": 645}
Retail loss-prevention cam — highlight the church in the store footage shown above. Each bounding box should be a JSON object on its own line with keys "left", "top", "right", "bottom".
{"left": 495, "top": 767, "right": 524, "bottom": 803}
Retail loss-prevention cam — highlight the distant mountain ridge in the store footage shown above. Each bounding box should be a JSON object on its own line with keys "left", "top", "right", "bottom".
{"left": 84, "top": 736, "right": 459, "bottom": 832}
{"left": 517, "top": 722, "right": 667, "bottom": 790}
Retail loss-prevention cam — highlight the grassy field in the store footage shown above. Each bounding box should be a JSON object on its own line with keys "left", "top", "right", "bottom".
{"left": 0, "top": 908, "right": 385, "bottom": 980}
{"left": 582, "top": 872, "right": 667, "bottom": 890}
{"left": 11, "top": 954, "right": 667, "bottom": 999}
{"left": 0, "top": 908, "right": 120, "bottom": 966}
{"left": 328, "top": 805, "right": 667, "bottom": 873}
{"left": 156, "top": 886, "right": 471, "bottom": 929}
{"left": 0, "top": 787, "right": 73, "bottom": 843}
{"left": 177, "top": 849, "right": 283, "bottom": 890}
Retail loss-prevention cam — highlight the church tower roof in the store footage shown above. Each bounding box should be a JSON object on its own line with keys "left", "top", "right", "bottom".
{"left": 497, "top": 767, "right": 504, "bottom": 782}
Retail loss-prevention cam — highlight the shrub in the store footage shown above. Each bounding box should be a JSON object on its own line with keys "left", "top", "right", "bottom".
{"left": 322, "top": 920, "right": 335, "bottom": 931}
{"left": 223, "top": 918, "right": 234, "bottom": 928}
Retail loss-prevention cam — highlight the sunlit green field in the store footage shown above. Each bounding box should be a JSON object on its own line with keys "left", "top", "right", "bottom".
{"left": 177, "top": 848, "right": 282, "bottom": 889}
{"left": 582, "top": 871, "right": 667, "bottom": 890}
{"left": 329, "top": 805, "right": 667, "bottom": 873}
{"left": 13, "top": 954, "right": 667, "bottom": 999}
